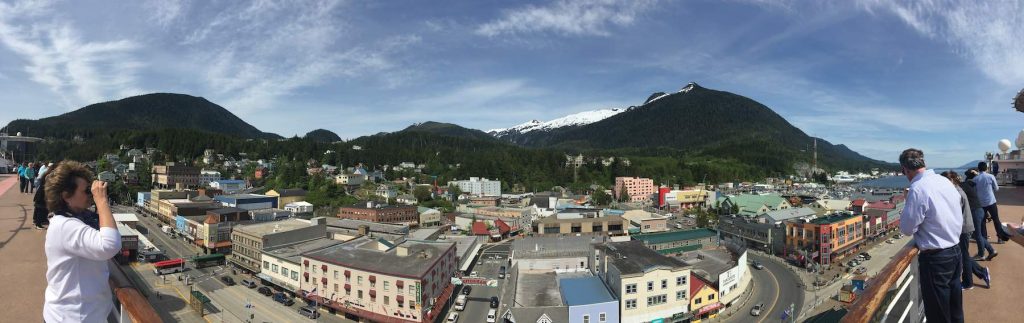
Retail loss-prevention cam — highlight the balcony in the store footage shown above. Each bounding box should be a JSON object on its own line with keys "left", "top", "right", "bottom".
{"left": 840, "top": 187, "right": 1024, "bottom": 323}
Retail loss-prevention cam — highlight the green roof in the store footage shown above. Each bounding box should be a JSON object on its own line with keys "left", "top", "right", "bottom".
{"left": 634, "top": 229, "right": 717, "bottom": 245}
{"left": 811, "top": 213, "right": 858, "bottom": 225}
{"left": 191, "top": 291, "right": 211, "bottom": 304}
{"left": 720, "top": 194, "right": 788, "bottom": 215}
{"left": 655, "top": 244, "right": 703, "bottom": 254}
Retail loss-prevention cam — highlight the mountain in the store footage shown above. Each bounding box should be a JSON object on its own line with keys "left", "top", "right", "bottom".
{"left": 4, "top": 93, "right": 281, "bottom": 139}
{"left": 958, "top": 160, "right": 985, "bottom": 169}
{"left": 487, "top": 107, "right": 627, "bottom": 142}
{"left": 399, "top": 121, "right": 497, "bottom": 142}
{"left": 304, "top": 129, "right": 341, "bottom": 142}
{"left": 488, "top": 82, "right": 889, "bottom": 170}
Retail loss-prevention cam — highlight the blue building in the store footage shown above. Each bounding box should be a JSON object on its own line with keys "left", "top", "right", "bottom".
{"left": 559, "top": 276, "right": 619, "bottom": 323}
{"left": 214, "top": 194, "right": 277, "bottom": 210}
{"left": 136, "top": 192, "right": 151, "bottom": 208}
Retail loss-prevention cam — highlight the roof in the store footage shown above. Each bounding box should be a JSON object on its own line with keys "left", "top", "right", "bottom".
{"left": 558, "top": 276, "right": 616, "bottom": 306}
{"left": 851, "top": 199, "right": 867, "bottom": 207}
{"left": 538, "top": 214, "right": 624, "bottom": 224}
{"left": 509, "top": 307, "right": 569, "bottom": 323}
{"left": 211, "top": 179, "right": 245, "bottom": 184}
{"left": 270, "top": 188, "right": 307, "bottom": 197}
{"left": 471, "top": 221, "right": 489, "bottom": 235}
{"left": 762, "top": 207, "right": 817, "bottom": 223}
{"left": 814, "top": 199, "right": 851, "bottom": 210}
{"left": 811, "top": 213, "right": 859, "bottom": 225}
{"left": 865, "top": 201, "right": 897, "bottom": 210}
{"left": 495, "top": 219, "right": 510, "bottom": 234}
{"left": 721, "top": 194, "right": 789, "bottom": 215}
{"left": 233, "top": 219, "right": 315, "bottom": 237}
{"left": 515, "top": 271, "right": 564, "bottom": 307}
{"left": 207, "top": 207, "right": 246, "bottom": 215}
{"left": 113, "top": 213, "right": 139, "bottom": 222}
{"left": 633, "top": 229, "right": 717, "bottom": 245}
{"left": 262, "top": 238, "right": 343, "bottom": 263}
{"left": 215, "top": 194, "right": 275, "bottom": 203}
{"left": 601, "top": 240, "right": 687, "bottom": 275}
{"left": 303, "top": 236, "right": 456, "bottom": 279}
{"left": 284, "top": 201, "right": 313, "bottom": 207}
{"left": 690, "top": 272, "right": 715, "bottom": 295}
{"left": 417, "top": 206, "right": 440, "bottom": 214}
{"left": 324, "top": 218, "right": 408, "bottom": 234}
{"left": 512, "top": 235, "right": 606, "bottom": 259}
{"left": 116, "top": 223, "right": 139, "bottom": 237}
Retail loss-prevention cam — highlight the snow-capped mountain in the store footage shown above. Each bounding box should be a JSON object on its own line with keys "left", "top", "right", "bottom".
{"left": 487, "top": 108, "right": 627, "bottom": 136}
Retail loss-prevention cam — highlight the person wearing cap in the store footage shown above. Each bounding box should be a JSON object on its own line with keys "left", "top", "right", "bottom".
{"left": 898, "top": 149, "right": 963, "bottom": 323}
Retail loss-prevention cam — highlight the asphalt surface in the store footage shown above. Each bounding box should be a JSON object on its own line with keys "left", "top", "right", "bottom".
{"left": 447, "top": 240, "right": 510, "bottom": 323}
{"left": 718, "top": 254, "right": 804, "bottom": 323}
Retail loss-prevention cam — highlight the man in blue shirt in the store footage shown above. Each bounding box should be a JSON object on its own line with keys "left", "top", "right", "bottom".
{"left": 899, "top": 148, "right": 964, "bottom": 323}
{"left": 974, "top": 162, "right": 1010, "bottom": 244}
{"left": 17, "top": 162, "right": 28, "bottom": 193}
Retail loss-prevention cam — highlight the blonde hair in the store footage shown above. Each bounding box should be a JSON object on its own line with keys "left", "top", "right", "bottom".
{"left": 44, "top": 161, "right": 95, "bottom": 212}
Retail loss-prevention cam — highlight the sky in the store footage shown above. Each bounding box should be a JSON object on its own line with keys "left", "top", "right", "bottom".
{"left": 0, "top": 0, "right": 1022, "bottom": 167}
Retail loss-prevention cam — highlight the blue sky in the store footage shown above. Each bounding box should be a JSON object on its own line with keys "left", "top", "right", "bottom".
{"left": 1, "top": 0, "right": 1022, "bottom": 167}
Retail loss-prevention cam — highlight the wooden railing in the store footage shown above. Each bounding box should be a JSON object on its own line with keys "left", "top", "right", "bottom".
{"left": 840, "top": 243, "right": 919, "bottom": 323}
{"left": 107, "top": 261, "right": 163, "bottom": 323}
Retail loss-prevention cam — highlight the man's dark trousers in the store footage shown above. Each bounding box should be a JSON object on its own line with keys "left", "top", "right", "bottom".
{"left": 919, "top": 246, "right": 964, "bottom": 323}
{"left": 958, "top": 233, "right": 987, "bottom": 288}
{"left": 982, "top": 204, "right": 1011, "bottom": 241}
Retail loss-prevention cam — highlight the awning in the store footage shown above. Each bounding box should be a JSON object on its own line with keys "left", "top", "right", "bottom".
{"left": 344, "top": 270, "right": 350, "bottom": 277}
{"left": 396, "top": 280, "right": 404, "bottom": 288}
{"left": 257, "top": 273, "right": 276, "bottom": 284}
{"left": 321, "top": 264, "right": 327, "bottom": 272}
{"left": 369, "top": 290, "right": 376, "bottom": 298}
{"left": 303, "top": 260, "right": 309, "bottom": 266}
{"left": 397, "top": 295, "right": 404, "bottom": 302}
{"left": 369, "top": 275, "right": 376, "bottom": 283}
{"left": 344, "top": 284, "right": 351, "bottom": 290}
{"left": 459, "top": 242, "right": 483, "bottom": 272}
{"left": 697, "top": 302, "right": 724, "bottom": 316}
{"left": 321, "top": 277, "right": 327, "bottom": 285}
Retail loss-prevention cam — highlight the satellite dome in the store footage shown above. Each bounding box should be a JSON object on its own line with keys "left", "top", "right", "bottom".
{"left": 999, "top": 139, "right": 1012, "bottom": 152}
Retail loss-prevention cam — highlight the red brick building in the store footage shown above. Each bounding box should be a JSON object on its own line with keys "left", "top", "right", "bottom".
{"left": 338, "top": 202, "right": 418, "bottom": 225}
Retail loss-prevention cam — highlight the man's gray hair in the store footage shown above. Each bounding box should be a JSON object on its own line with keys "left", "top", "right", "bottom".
{"left": 899, "top": 148, "right": 926, "bottom": 170}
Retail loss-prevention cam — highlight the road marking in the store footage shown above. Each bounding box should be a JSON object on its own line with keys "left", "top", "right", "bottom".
{"left": 757, "top": 264, "right": 782, "bottom": 323}
{"left": 163, "top": 284, "right": 213, "bottom": 323}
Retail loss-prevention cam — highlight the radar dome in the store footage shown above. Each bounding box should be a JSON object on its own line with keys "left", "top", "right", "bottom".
{"left": 999, "top": 139, "right": 1012, "bottom": 152}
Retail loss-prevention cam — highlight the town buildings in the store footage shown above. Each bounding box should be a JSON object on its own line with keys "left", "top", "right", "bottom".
{"left": 209, "top": 179, "right": 246, "bottom": 194}
{"left": 716, "top": 194, "right": 791, "bottom": 217}
{"left": 784, "top": 213, "right": 865, "bottom": 266}
{"left": 260, "top": 238, "right": 344, "bottom": 296}
{"left": 229, "top": 218, "right": 328, "bottom": 274}
{"left": 266, "top": 188, "right": 308, "bottom": 209}
{"left": 632, "top": 229, "right": 720, "bottom": 256}
{"left": 214, "top": 194, "right": 278, "bottom": 210}
{"left": 594, "top": 240, "right": 692, "bottom": 323}
{"left": 449, "top": 177, "right": 502, "bottom": 197}
{"left": 152, "top": 164, "right": 200, "bottom": 188}
{"left": 614, "top": 177, "right": 656, "bottom": 203}
{"left": 533, "top": 214, "right": 627, "bottom": 236}
{"left": 337, "top": 202, "right": 419, "bottom": 225}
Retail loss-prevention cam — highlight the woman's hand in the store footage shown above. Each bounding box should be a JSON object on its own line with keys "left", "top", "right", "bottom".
{"left": 91, "top": 180, "right": 109, "bottom": 203}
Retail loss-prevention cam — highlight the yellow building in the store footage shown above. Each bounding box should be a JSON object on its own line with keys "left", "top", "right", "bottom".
{"left": 266, "top": 188, "right": 308, "bottom": 208}
{"left": 689, "top": 273, "right": 722, "bottom": 322}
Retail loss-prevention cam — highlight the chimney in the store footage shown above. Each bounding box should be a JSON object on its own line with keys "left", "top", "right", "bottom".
{"left": 397, "top": 245, "right": 409, "bottom": 256}
{"left": 358, "top": 225, "right": 370, "bottom": 236}
{"left": 367, "top": 201, "right": 374, "bottom": 208}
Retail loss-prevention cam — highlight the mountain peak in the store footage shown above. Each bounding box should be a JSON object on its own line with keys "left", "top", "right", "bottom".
{"left": 679, "top": 82, "right": 701, "bottom": 93}
{"left": 487, "top": 108, "right": 627, "bottom": 135}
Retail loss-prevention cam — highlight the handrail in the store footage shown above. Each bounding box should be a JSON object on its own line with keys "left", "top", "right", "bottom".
{"left": 108, "top": 261, "right": 163, "bottom": 323}
{"left": 840, "top": 243, "right": 919, "bottom": 323}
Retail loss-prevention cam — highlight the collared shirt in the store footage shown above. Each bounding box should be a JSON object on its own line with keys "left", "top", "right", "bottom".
{"left": 899, "top": 169, "right": 963, "bottom": 250}
{"left": 973, "top": 172, "right": 999, "bottom": 207}
{"left": 43, "top": 214, "right": 122, "bottom": 323}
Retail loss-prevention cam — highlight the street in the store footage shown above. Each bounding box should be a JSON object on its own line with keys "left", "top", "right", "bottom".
{"left": 124, "top": 205, "right": 354, "bottom": 323}
{"left": 445, "top": 240, "right": 511, "bottom": 323}
{"left": 716, "top": 254, "right": 804, "bottom": 323}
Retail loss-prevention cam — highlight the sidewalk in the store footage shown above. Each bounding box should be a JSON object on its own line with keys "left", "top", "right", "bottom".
{"left": 0, "top": 174, "right": 47, "bottom": 322}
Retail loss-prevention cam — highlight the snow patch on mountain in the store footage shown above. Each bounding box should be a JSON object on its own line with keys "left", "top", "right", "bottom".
{"left": 488, "top": 108, "right": 625, "bottom": 135}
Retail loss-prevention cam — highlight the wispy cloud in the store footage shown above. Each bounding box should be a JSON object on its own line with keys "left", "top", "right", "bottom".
{"left": 476, "top": 0, "right": 657, "bottom": 37}
{"left": 0, "top": 0, "right": 144, "bottom": 107}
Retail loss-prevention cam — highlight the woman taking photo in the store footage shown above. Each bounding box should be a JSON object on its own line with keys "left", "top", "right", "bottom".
{"left": 43, "top": 161, "right": 121, "bottom": 322}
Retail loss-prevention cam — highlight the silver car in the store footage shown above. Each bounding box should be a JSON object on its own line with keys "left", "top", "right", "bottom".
{"left": 751, "top": 303, "right": 764, "bottom": 316}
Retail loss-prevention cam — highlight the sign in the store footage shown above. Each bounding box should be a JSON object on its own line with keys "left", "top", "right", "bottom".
{"left": 697, "top": 302, "right": 723, "bottom": 316}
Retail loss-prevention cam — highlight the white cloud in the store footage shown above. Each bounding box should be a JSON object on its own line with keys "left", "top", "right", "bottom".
{"left": 0, "top": 0, "right": 144, "bottom": 107}
{"left": 145, "top": 0, "right": 185, "bottom": 27}
{"left": 476, "top": 0, "right": 657, "bottom": 37}
{"left": 412, "top": 79, "right": 544, "bottom": 108}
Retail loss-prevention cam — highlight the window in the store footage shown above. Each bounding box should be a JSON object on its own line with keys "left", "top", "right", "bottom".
{"left": 263, "top": 261, "right": 270, "bottom": 269}
{"left": 345, "top": 289, "right": 350, "bottom": 296}
{"left": 291, "top": 271, "right": 298, "bottom": 281}
{"left": 357, "top": 290, "right": 363, "bottom": 299}
{"left": 647, "top": 294, "right": 667, "bottom": 306}
{"left": 334, "top": 283, "right": 338, "bottom": 292}
{"left": 661, "top": 279, "right": 668, "bottom": 289}
{"left": 358, "top": 276, "right": 363, "bottom": 285}
{"left": 709, "top": 293, "right": 715, "bottom": 300}
{"left": 647, "top": 281, "right": 654, "bottom": 291}
{"left": 676, "top": 276, "right": 686, "bottom": 286}
{"left": 583, "top": 315, "right": 590, "bottom": 323}
{"left": 345, "top": 275, "right": 350, "bottom": 283}
{"left": 600, "top": 313, "right": 606, "bottom": 323}
{"left": 625, "top": 284, "right": 637, "bottom": 294}
{"left": 696, "top": 298, "right": 702, "bottom": 305}
{"left": 334, "top": 271, "right": 338, "bottom": 279}
{"left": 384, "top": 281, "right": 390, "bottom": 291}
{"left": 281, "top": 268, "right": 288, "bottom": 277}
{"left": 384, "top": 296, "right": 389, "bottom": 305}
{"left": 625, "top": 299, "right": 637, "bottom": 309}
{"left": 272, "top": 264, "right": 278, "bottom": 273}
{"left": 677, "top": 290, "right": 686, "bottom": 300}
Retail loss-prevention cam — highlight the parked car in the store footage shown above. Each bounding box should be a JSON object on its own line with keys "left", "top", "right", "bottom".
{"left": 447, "top": 312, "right": 459, "bottom": 322}
{"left": 887, "top": 239, "right": 895, "bottom": 244}
{"left": 855, "top": 267, "right": 868, "bottom": 275}
{"left": 814, "top": 280, "right": 829, "bottom": 287}
{"left": 462, "top": 285, "right": 472, "bottom": 295}
{"left": 486, "top": 309, "right": 497, "bottom": 323}
{"left": 498, "top": 266, "right": 506, "bottom": 279}
{"left": 863, "top": 254, "right": 872, "bottom": 260}
{"left": 220, "top": 276, "right": 236, "bottom": 286}
{"left": 273, "top": 293, "right": 295, "bottom": 306}
{"left": 490, "top": 296, "right": 499, "bottom": 308}
{"left": 470, "top": 271, "right": 478, "bottom": 277}
{"left": 298, "top": 306, "right": 320, "bottom": 319}
{"left": 240, "top": 279, "right": 257, "bottom": 288}
{"left": 752, "top": 261, "right": 764, "bottom": 270}
{"left": 258, "top": 286, "right": 273, "bottom": 296}
{"left": 751, "top": 303, "right": 764, "bottom": 316}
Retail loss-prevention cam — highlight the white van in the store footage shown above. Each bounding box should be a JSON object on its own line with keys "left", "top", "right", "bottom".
{"left": 487, "top": 309, "right": 496, "bottom": 323}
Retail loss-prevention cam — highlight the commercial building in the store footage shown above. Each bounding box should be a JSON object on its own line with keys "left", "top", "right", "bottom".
{"left": 266, "top": 188, "right": 308, "bottom": 208}
{"left": 688, "top": 273, "right": 722, "bottom": 322}
{"left": 559, "top": 276, "right": 620, "bottom": 323}
{"left": 324, "top": 218, "right": 409, "bottom": 242}
{"left": 449, "top": 177, "right": 502, "bottom": 197}
{"left": 594, "top": 240, "right": 692, "bottom": 323}
{"left": 214, "top": 194, "right": 278, "bottom": 210}
{"left": 300, "top": 236, "right": 457, "bottom": 323}
{"left": 784, "top": 213, "right": 865, "bottom": 266}
{"left": 511, "top": 235, "right": 606, "bottom": 272}
{"left": 229, "top": 218, "right": 328, "bottom": 273}
{"left": 759, "top": 207, "right": 817, "bottom": 225}
{"left": 717, "top": 215, "right": 785, "bottom": 255}
{"left": 199, "top": 207, "right": 252, "bottom": 254}
{"left": 622, "top": 210, "right": 669, "bottom": 233}
{"left": 284, "top": 201, "right": 314, "bottom": 215}
{"left": 337, "top": 202, "right": 418, "bottom": 225}
{"left": 662, "top": 188, "right": 712, "bottom": 210}
{"left": 614, "top": 177, "right": 656, "bottom": 203}
{"left": 260, "top": 238, "right": 344, "bottom": 296}
{"left": 209, "top": 179, "right": 246, "bottom": 194}
{"left": 532, "top": 214, "right": 627, "bottom": 236}
{"left": 152, "top": 164, "right": 200, "bottom": 188}
{"left": 716, "top": 194, "right": 791, "bottom": 217}
{"left": 199, "top": 170, "right": 221, "bottom": 186}
{"left": 632, "top": 229, "right": 719, "bottom": 256}
{"left": 416, "top": 207, "right": 442, "bottom": 227}
{"left": 809, "top": 199, "right": 851, "bottom": 216}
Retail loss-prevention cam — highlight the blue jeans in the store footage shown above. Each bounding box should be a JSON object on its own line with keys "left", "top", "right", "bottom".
{"left": 918, "top": 246, "right": 964, "bottom": 323}
{"left": 972, "top": 208, "right": 995, "bottom": 256}
{"left": 959, "top": 233, "right": 987, "bottom": 288}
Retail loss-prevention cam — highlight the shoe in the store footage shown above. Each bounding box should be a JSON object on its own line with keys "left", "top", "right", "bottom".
{"left": 984, "top": 267, "right": 991, "bottom": 287}
{"left": 986, "top": 252, "right": 999, "bottom": 261}
{"left": 973, "top": 255, "right": 985, "bottom": 261}
{"left": 33, "top": 224, "right": 44, "bottom": 230}
{"left": 963, "top": 286, "right": 974, "bottom": 291}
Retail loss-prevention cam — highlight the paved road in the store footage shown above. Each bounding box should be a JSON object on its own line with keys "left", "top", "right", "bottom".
{"left": 127, "top": 206, "right": 353, "bottom": 322}
{"left": 445, "top": 240, "right": 511, "bottom": 323}
{"left": 740, "top": 254, "right": 804, "bottom": 323}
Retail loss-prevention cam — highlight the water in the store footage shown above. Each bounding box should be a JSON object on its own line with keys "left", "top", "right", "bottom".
{"left": 855, "top": 168, "right": 971, "bottom": 189}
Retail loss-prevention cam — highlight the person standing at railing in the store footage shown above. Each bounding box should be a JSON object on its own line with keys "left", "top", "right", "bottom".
{"left": 941, "top": 171, "right": 991, "bottom": 290}
{"left": 963, "top": 169, "right": 997, "bottom": 260}
{"left": 42, "top": 161, "right": 121, "bottom": 323}
{"left": 974, "top": 162, "right": 1011, "bottom": 244}
{"left": 898, "top": 149, "right": 964, "bottom": 323}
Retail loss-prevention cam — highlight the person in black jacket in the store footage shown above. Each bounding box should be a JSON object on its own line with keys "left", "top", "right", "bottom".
{"left": 964, "top": 169, "right": 996, "bottom": 260}
{"left": 33, "top": 171, "right": 49, "bottom": 230}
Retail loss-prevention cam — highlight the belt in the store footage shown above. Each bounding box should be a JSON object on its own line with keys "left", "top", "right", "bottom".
{"left": 919, "top": 245, "right": 956, "bottom": 255}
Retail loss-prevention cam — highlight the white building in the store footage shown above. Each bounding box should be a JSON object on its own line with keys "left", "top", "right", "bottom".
{"left": 448, "top": 177, "right": 502, "bottom": 197}
{"left": 200, "top": 170, "right": 222, "bottom": 186}
{"left": 260, "top": 238, "right": 344, "bottom": 295}
{"left": 284, "top": 201, "right": 314, "bottom": 214}
{"left": 334, "top": 173, "right": 365, "bottom": 186}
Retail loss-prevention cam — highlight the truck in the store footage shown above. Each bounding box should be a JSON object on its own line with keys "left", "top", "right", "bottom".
{"left": 454, "top": 295, "right": 467, "bottom": 311}
{"left": 161, "top": 225, "right": 173, "bottom": 234}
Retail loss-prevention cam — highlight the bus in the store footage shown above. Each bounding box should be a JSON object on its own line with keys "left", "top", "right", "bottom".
{"left": 192, "top": 253, "right": 226, "bottom": 269}
{"left": 153, "top": 258, "right": 186, "bottom": 275}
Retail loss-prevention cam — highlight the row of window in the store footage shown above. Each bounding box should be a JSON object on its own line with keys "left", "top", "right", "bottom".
{"left": 625, "top": 276, "right": 688, "bottom": 294}
{"left": 581, "top": 313, "right": 608, "bottom": 323}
